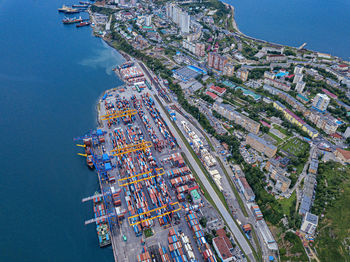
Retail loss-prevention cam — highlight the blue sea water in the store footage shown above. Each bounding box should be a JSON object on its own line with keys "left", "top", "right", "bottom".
{"left": 224, "top": 0, "right": 350, "bottom": 59}
{"left": 0, "top": 0, "right": 123, "bottom": 261}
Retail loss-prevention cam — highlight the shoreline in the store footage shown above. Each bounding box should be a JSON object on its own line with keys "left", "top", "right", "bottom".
{"left": 222, "top": 1, "right": 348, "bottom": 60}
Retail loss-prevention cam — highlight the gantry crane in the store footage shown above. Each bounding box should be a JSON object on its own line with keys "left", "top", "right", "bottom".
{"left": 110, "top": 140, "right": 152, "bottom": 157}
{"left": 118, "top": 168, "right": 165, "bottom": 187}
{"left": 100, "top": 108, "right": 137, "bottom": 121}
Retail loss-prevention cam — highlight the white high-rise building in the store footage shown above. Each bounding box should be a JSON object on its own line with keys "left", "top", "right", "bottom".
{"left": 293, "top": 73, "right": 303, "bottom": 84}
{"left": 294, "top": 65, "right": 304, "bottom": 75}
{"left": 179, "top": 11, "right": 190, "bottom": 34}
{"left": 145, "top": 15, "right": 152, "bottom": 26}
{"left": 295, "top": 81, "right": 306, "bottom": 94}
{"left": 312, "top": 93, "right": 330, "bottom": 112}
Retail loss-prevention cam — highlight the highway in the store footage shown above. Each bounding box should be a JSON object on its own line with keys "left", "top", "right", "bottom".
{"left": 136, "top": 61, "right": 256, "bottom": 261}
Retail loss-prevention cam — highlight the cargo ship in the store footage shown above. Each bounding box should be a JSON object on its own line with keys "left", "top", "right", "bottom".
{"left": 62, "top": 16, "right": 83, "bottom": 24}
{"left": 76, "top": 21, "right": 90, "bottom": 27}
{"left": 93, "top": 193, "right": 111, "bottom": 247}
{"left": 64, "top": 8, "right": 80, "bottom": 14}
{"left": 87, "top": 155, "right": 94, "bottom": 169}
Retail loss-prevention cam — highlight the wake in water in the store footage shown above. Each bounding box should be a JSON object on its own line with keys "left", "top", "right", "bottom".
{"left": 78, "top": 40, "right": 123, "bottom": 75}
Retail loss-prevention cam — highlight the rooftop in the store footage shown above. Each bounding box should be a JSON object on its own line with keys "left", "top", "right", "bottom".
{"left": 213, "top": 236, "right": 233, "bottom": 260}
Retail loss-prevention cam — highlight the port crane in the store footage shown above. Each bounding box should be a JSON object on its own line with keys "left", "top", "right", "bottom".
{"left": 128, "top": 202, "right": 181, "bottom": 226}
{"left": 110, "top": 140, "right": 152, "bottom": 156}
{"left": 118, "top": 168, "right": 165, "bottom": 187}
{"left": 100, "top": 108, "right": 137, "bottom": 121}
{"left": 74, "top": 129, "right": 107, "bottom": 147}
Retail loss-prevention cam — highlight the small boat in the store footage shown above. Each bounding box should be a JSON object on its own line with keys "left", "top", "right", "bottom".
{"left": 76, "top": 21, "right": 90, "bottom": 27}
{"left": 79, "top": 1, "right": 91, "bottom": 5}
{"left": 62, "top": 16, "right": 83, "bottom": 24}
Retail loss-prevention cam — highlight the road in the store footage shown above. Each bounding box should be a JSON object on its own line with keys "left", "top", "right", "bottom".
{"left": 137, "top": 61, "right": 256, "bottom": 261}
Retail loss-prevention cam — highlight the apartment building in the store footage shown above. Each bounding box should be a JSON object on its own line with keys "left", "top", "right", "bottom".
{"left": 246, "top": 133, "right": 277, "bottom": 158}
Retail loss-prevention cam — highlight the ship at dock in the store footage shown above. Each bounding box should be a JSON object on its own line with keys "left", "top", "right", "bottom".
{"left": 62, "top": 16, "right": 83, "bottom": 24}
{"left": 57, "top": 5, "right": 80, "bottom": 14}
{"left": 93, "top": 193, "right": 111, "bottom": 247}
{"left": 76, "top": 21, "right": 90, "bottom": 27}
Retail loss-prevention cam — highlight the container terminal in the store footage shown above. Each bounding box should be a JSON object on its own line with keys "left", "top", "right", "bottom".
{"left": 75, "top": 60, "right": 245, "bottom": 262}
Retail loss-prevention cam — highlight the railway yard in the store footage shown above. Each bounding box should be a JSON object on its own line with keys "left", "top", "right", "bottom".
{"left": 76, "top": 61, "right": 248, "bottom": 262}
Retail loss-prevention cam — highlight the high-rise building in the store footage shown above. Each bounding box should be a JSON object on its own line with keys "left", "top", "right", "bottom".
{"left": 293, "top": 73, "right": 303, "bottom": 84}
{"left": 179, "top": 11, "right": 190, "bottom": 34}
{"left": 145, "top": 15, "right": 152, "bottom": 27}
{"left": 223, "top": 63, "right": 235, "bottom": 76}
{"left": 295, "top": 81, "right": 306, "bottom": 93}
{"left": 294, "top": 65, "right": 304, "bottom": 75}
{"left": 207, "top": 52, "right": 227, "bottom": 71}
{"left": 312, "top": 93, "right": 330, "bottom": 112}
{"left": 236, "top": 69, "right": 249, "bottom": 82}
{"left": 195, "top": 43, "right": 205, "bottom": 57}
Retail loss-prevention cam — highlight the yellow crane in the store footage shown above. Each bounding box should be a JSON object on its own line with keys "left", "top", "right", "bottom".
{"left": 100, "top": 108, "right": 137, "bottom": 121}
{"left": 111, "top": 141, "right": 152, "bottom": 156}
{"left": 118, "top": 168, "right": 165, "bottom": 187}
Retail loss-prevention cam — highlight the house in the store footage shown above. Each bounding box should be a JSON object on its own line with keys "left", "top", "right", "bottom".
{"left": 213, "top": 236, "right": 234, "bottom": 262}
{"left": 334, "top": 148, "right": 350, "bottom": 164}
{"left": 206, "top": 91, "right": 218, "bottom": 100}
{"left": 210, "top": 85, "right": 227, "bottom": 96}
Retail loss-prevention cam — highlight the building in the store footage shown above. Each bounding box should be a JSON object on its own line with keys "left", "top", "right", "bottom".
{"left": 182, "top": 40, "right": 196, "bottom": 54}
{"left": 264, "top": 78, "right": 291, "bottom": 91}
{"left": 312, "top": 93, "right": 330, "bottom": 112}
{"left": 309, "top": 159, "right": 319, "bottom": 174}
{"left": 223, "top": 63, "right": 235, "bottom": 76}
{"left": 209, "top": 85, "right": 226, "bottom": 96}
{"left": 299, "top": 174, "right": 317, "bottom": 215}
{"left": 213, "top": 102, "right": 260, "bottom": 134}
{"left": 246, "top": 133, "right": 277, "bottom": 158}
{"left": 295, "top": 81, "right": 306, "bottom": 94}
{"left": 236, "top": 68, "right": 249, "bottom": 82}
{"left": 343, "top": 126, "right": 350, "bottom": 138}
{"left": 145, "top": 15, "right": 152, "bottom": 27}
{"left": 264, "top": 71, "right": 275, "bottom": 80}
{"left": 293, "top": 73, "right": 303, "bottom": 84}
{"left": 266, "top": 54, "right": 287, "bottom": 62}
{"left": 195, "top": 43, "right": 205, "bottom": 57}
{"left": 213, "top": 237, "right": 234, "bottom": 262}
{"left": 190, "top": 189, "right": 201, "bottom": 204}
{"left": 166, "top": 3, "right": 190, "bottom": 34}
{"left": 207, "top": 52, "right": 228, "bottom": 72}
{"left": 294, "top": 65, "right": 304, "bottom": 75}
{"left": 334, "top": 148, "right": 350, "bottom": 164}
{"left": 274, "top": 174, "right": 291, "bottom": 193}
{"left": 179, "top": 10, "right": 190, "bottom": 34}
{"left": 300, "top": 212, "right": 319, "bottom": 235}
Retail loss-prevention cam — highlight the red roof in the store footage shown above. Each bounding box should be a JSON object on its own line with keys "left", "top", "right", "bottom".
{"left": 336, "top": 148, "right": 350, "bottom": 160}
{"left": 213, "top": 237, "right": 233, "bottom": 260}
{"left": 206, "top": 91, "right": 218, "bottom": 100}
{"left": 339, "top": 64, "right": 348, "bottom": 68}
{"left": 285, "top": 74, "right": 295, "bottom": 79}
{"left": 216, "top": 229, "right": 233, "bottom": 249}
{"left": 330, "top": 133, "right": 342, "bottom": 139}
{"left": 210, "top": 85, "right": 226, "bottom": 95}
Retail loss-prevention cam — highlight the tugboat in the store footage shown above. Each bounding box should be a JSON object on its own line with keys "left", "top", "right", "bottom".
{"left": 62, "top": 16, "right": 83, "bottom": 24}
{"left": 87, "top": 155, "right": 94, "bottom": 169}
{"left": 76, "top": 21, "right": 90, "bottom": 27}
{"left": 93, "top": 193, "right": 111, "bottom": 247}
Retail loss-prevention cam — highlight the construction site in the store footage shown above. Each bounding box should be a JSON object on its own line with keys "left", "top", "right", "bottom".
{"left": 74, "top": 61, "right": 243, "bottom": 262}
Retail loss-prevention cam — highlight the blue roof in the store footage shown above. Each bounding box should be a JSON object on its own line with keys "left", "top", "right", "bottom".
{"left": 102, "top": 153, "right": 109, "bottom": 161}
{"left": 105, "top": 162, "right": 112, "bottom": 171}
{"left": 96, "top": 129, "right": 103, "bottom": 135}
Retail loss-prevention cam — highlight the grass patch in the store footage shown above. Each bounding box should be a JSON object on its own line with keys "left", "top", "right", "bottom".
{"left": 250, "top": 226, "right": 262, "bottom": 259}
{"left": 281, "top": 137, "right": 309, "bottom": 157}
{"left": 268, "top": 132, "right": 283, "bottom": 145}
{"left": 272, "top": 124, "right": 291, "bottom": 137}
{"left": 279, "top": 232, "right": 308, "bottom": 261}
{"left": 144, "top": 228, "right": 153, "bottom": 238}
{"left": 313, "top": 162, "right": 350, "bottom": 261}
{"left": 215, "top": 156, "right": 249, "bottom": 217}
{"left": 278, "top": 192, "right": 296, "bottom": 215}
